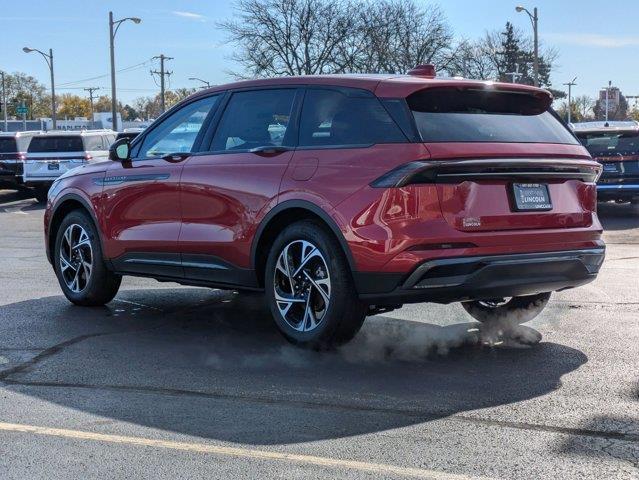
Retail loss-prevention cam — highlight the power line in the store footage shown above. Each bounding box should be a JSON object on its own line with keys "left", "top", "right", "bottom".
{"left": 57, "top": 59, "right": 154, "bottom": 87}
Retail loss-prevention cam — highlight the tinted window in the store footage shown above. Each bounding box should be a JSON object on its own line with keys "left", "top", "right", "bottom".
{"left": 136, "top": 95, "right": 220, "bottom": 159}
{"left": 0, "top": 138, "right": 18, "bottom": 153}
{"left": 408, "top": 88, "right": 578, "bottom": 144}
{"left": 28, "top": 136, "right": 84, "bottom": 152}
{"left": 576, "top": 131, "right": 639, "bottom": 157}
{"left": 299, "top": 88, "right": 406, "bottom": 147}
{"left": 211, "top": 89, "right": 296, "bottom": 151}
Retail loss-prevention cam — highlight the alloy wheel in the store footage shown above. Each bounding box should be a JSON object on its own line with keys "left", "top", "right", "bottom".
{"left": 59, "top": 224, "right": 93, "bottom": 293}
{"left": 273, "top": 240, "right": 331, "bottom": 332}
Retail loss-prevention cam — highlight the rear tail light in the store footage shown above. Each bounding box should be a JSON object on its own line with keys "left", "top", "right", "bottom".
{"left": 84, "top": 154, "right": 93, "bottom": 161}
{"left": 371, "top": 159, "right": 603, "bottom": 188}
{"left": 370, "top": 161, "right": 432, "bottom": 188}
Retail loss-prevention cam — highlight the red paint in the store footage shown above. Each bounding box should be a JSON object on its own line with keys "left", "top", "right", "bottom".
{"left": 45, "top": 74, "right": 604, "bottom": 288}
{"left": 101, "top": 158, "right": 184, "bottom": 258}
{"left": 179, "top": 150, "right": 293, "bottom": 268}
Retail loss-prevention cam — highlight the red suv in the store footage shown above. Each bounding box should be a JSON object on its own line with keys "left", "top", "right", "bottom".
{"left": 44, "top": 67, "right": 605, "bottom": 348}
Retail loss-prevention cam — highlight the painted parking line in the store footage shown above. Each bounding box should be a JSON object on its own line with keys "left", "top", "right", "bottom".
{"left": 0, "top": 422, "right": 489, "bottom": 480}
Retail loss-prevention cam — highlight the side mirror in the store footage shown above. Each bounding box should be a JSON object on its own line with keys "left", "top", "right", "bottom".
{"left": 109, "top": 138, "right": 131, "bottom": 161}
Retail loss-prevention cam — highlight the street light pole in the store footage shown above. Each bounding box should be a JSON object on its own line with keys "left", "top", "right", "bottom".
{"left": 188, "top": 77, "right": 211, "bottom": 89}
{"left": 516, "top": 5, "right": 539, "bottom": 87}
{"left": 22, "top": 47, "right": 56, "bottom": 129}
{"left": 563, "top": 77, "right": 577, "bottom": 124}
{"left": 1, "top": 71, "right": 7, "bottom": 132}
{"left": 109, "top": 11, "right": 141, "bottom": 132}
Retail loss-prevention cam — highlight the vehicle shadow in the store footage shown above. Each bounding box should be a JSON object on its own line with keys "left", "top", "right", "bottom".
{"left": 598, "top": 202, "right": 639, "bottom": 231}
{"left": 0, "top": 188, "right": 42, "bottom": 211}
{"left": 0, "top": 288, "right": 588, "bottom": 445}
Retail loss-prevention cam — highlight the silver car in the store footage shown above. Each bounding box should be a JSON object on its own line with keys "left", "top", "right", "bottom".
{"left": 24, "top": 130, "right": 116, "bottom": 201}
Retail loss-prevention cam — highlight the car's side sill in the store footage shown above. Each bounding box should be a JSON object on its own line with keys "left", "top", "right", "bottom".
{"left": 110, "top": 252, "right": 259, "bottom": 290}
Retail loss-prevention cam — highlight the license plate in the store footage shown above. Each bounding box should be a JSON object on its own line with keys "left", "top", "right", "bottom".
{"left": 602, "top": 162, "right": 620, "bottom": 173}
{"left": 512, "top": 183, "right": 552, "bottom": 211}
{"left": 47, "top": 163, "right": 59, "bottom": 171}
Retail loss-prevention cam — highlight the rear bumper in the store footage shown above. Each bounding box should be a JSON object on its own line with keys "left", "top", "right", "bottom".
{"left": 597, "top": 184, "right": 639, "bottom": 201}
{"left": 0, "top": 160, "right": 23, "bottom": 184}
{"left": 356, "top": 248, "right": 605, "bottom": 305}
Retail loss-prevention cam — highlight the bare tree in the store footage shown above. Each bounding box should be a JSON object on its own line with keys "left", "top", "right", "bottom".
{"left": 354, "top": 1, "right": 454, "bottom": 74}
{"left": 219, "top": 0, "right": 360, "bottom": 77}
{"left": 574, "top": 95, "right": 595, "bottom": 120}
{"left": 445, "top": 37, "right": 500, "bottom": 80}
{"left": 219, "top": 0, "right": 454, "bottom": 77}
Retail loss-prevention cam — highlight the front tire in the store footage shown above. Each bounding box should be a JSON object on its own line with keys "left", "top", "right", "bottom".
{"left": 53, "top": 210, "right": 121, "bottom": 306}
{"left": 461, "top": 292, "right": 551, "bottom": 324}
{"left": 264, "top": 221, "right": 367, "bottom": 349}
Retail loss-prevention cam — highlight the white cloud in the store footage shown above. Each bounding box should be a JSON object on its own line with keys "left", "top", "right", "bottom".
{"left": 172, "top": 11, "right": 206, "bottom": 21}
{"left": 546, "top": 33, "right": 639, "bottom": 48}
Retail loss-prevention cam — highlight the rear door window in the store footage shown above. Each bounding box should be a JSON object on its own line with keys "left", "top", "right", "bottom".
{"left": 0, "top": 138, "right": 18, "bottom": 153}
{"left": 210, "top": 89, "right": 296, "bottom": 152}
{"left": 28, "top": 136, "right": 84, "bottom": 152}
{"left": 299, "top": 88, "right": 406, "bottom": 147}
{"left": 408, "top": 88, "right": 578, "bottom": 144}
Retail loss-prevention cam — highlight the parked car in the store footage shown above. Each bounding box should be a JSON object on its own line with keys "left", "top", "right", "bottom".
{"left": 572, "top": 121, "right": 639, "bottom": 205}
{"left": 0, "top": 131, "right": 41, "bottom": 189}
{"left": 44, "top": 67, "right": 605, "bottom": 348}
{"left": 116, "top": 127, "right": 145, "bottom": 142}
{"left": 24, "top": 130, "right": 116, "bottom": 201}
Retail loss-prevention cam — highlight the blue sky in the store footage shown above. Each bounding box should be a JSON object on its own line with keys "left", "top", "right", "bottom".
{"left": 2, "top": 0, "right": 638, "bottom": 105}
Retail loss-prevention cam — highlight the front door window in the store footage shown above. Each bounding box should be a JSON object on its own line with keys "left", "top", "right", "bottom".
{"left": 135, "top": 95, "right": 220, "bottom": 159}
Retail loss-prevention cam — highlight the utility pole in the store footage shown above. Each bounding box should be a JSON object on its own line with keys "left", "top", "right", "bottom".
{"left": 562, "top": 77, "right": 577, "bottom": 124}
{"left": 151, "top": 54, "right": 173, "bottom": 113}
{"left": 84, "top": 87, "right": 100, "bottom": 127}
{"left": 1, "top": 71, "right": 7, "bottom": 132}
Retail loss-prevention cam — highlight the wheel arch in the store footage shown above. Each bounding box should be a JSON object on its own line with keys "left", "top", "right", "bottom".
{"left": 251, "top": 200, "right": 356, "bottom": 288}
{"left": 48, "top": 194, "right": 104, "bottom": 265}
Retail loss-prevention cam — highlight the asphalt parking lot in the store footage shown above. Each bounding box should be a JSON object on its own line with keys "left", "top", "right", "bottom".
{"left": 0, "top": 188, "right": 637, "bottom": 479}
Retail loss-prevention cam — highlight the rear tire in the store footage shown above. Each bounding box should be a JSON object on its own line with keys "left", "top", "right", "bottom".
{"left": 461, "top": 292, "right": 551, "bottom": 324}
{"left": 264, "top": 220, "right": 367, "bottom": 349}
{"left": 53, "top": 210, "right": 121, "bottom": 306}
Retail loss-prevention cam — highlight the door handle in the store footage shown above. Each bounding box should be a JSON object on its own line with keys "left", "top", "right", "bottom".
{"left": 249, "top": 146, "right": 290, "bottom": 155}
{"left": 162, "top": 152, "right": 190, "bottom": 163}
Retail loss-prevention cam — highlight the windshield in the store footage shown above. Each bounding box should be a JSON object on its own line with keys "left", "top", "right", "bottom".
{"left": 28, "top": 136, "right": 84, "bottom": 153}
{"left": 576, "top": 131, "right": 639, "bottom": 157}
{"left": 408, "top": 88, "right": 578, "bottom": 144}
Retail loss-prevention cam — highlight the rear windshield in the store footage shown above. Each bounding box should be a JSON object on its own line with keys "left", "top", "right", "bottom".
{"left": 408, "top": 88, "right": 578, "bottom": 144}
{"left": 576, "top": 131, "right": 639, "bottom": 157}
{"left": 28, "top": 136, "right": 84, "bottom": 153}
{"left": 0, "top": 138, "right": 18, "bottom": 153}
